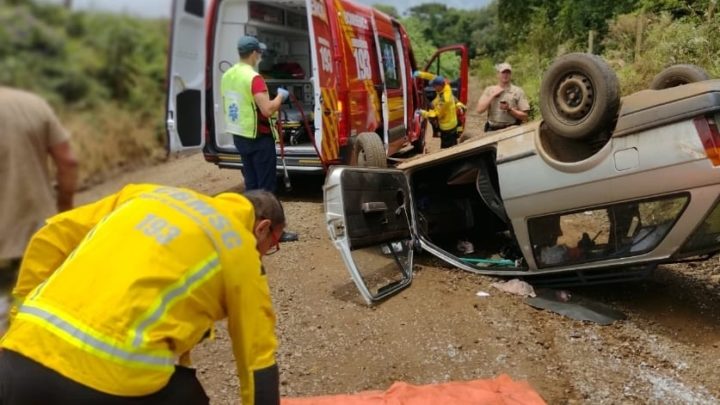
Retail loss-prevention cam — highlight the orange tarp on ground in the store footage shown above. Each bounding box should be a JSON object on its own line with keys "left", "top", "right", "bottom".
{"left": 282, "top": 374, "right": 547, "bottom": 405}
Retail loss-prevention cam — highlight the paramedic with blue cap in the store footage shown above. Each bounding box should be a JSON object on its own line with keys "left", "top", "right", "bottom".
{"left": 221, "top": 36, "right": 298, "bottom": 242}
{"left": 413, "top": 71, "right": 461, "bottom": 149}
{"left": 222, "top": 36, "right": 286, "bottom": 193}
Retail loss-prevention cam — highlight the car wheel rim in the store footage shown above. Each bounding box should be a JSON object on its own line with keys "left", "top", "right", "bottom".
{"left": 555, "top": 73, "right": 593, "bottom": 120}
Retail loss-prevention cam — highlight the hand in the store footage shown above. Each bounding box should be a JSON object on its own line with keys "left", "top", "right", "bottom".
{"left": 499, "top": 101, "right": 510, "bottom": 111}
{"left": 491, "top": 85, "right": 504, "bottom": 98}
{"left": 412, "top": 70, "right": 422, "bottom": 78}
{"left": 277, "top": 87, "right": 289, "bottom": 102}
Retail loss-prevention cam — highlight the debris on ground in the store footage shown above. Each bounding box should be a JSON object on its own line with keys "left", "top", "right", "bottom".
{"left": 490, "top": 279, "right": 537, "bottom": 297}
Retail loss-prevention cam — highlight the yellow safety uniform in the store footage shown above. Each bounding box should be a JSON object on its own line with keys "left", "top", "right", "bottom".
{"left": 1, "top": 184, "right": 277, "bottom": 405}
{"left": 416, "top": 71, "right": 458, "bottom": 131}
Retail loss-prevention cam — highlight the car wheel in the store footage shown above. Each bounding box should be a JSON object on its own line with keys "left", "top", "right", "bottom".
{"left": 354, "top": 132, "right": 387, "bottom": 168}
{"left": 649, "top": 64, "right": 710, "bottom": 89}
{"left": 540, "top": 53, "right": 620, "bottom": 140}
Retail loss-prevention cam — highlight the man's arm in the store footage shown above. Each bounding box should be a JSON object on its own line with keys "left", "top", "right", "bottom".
{"left": 254, "top": 91, "right": 284, "bottom": 118}
{"left": 49, "top": 140, "right": 78, "bottom": 212}
{"left": 476, "top": 86, "right": 503, "bottom": 114}
{"left": 42, "top": 99, "right": 78, "bottom": 212}
{"left": 414, "top": 70, "right": 436, "bottom": 81}
{"left": 252, "top": 75, "right": 285, "bottom": 118}
{"left": 511, "top": 88, "right": 531, "bottom": 123}
{"left": 225, "top": 243, "right": 280, "bottom": 405}
{"left": 505, "top": 105, "right": 529, "bottom": 123}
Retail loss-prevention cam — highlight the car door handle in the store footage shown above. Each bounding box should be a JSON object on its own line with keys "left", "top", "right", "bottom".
{"left": 166, "top": 111, "right": 175, "bottom": 130}
{"left": 361, "top": 202, "right": 387, "bottom": 214}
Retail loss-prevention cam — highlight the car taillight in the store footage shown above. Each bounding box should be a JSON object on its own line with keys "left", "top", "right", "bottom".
{"left": 694, "top": 114, "right": 720, "bottom": 166}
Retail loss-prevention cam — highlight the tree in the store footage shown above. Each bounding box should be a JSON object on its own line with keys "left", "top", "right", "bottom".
{"left": 639, "top": 0, "right": 714, "bottom": 17}
{"left": 400, "top": 16, "right": 435, "bottom": 66}
{"left": 406, "top": 3, "right": 449, "bottom": 46}
{"left": 372, "top": 4, "right": 399, "bottom": 18}
{"left": 497, "top": 0, "right": 640, "bottom": 52}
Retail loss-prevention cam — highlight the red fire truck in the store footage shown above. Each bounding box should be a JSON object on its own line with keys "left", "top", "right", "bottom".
{"left": 166, "top": 0, "right": 468, "bottom": 174}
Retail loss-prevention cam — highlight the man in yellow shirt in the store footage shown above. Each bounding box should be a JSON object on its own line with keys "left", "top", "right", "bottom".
{"left": 0, "top": 184, "right": 286, "bottom": 405}
{"left": 414, "top": 71, "right": 460, "bottom": 149}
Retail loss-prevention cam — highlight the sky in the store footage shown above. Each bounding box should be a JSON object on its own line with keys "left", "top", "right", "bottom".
{"left": 46, "top": 0, "right": 491, "bottom": 18}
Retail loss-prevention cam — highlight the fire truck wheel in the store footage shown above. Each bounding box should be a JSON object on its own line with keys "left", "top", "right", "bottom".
{"left": 354, "top": 132, "right": 387, "bottom": 168}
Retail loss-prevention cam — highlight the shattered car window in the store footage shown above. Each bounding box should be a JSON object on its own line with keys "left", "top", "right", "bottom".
{"left": 529, "top": 194, "right": 689, "bottom": 268}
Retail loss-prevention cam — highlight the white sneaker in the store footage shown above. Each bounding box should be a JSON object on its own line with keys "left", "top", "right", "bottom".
{"left": 456, "top": 240, "right": 474, "bottom": 254}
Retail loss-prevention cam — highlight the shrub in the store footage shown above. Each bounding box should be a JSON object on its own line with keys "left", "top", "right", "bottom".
{"left": 603, "top": 12, "right": 720, "bottom": 94}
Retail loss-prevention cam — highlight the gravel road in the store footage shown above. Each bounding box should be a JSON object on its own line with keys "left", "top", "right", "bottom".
{"left": 77, "top": 152, "right": 720, "bottom": 405}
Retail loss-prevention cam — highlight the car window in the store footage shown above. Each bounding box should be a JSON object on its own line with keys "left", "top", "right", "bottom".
{"left": 680, "top": 198, "right": 720, "bottom": 255}
{"left": 528, "top": 194, "right": 689, "bottom": 268}
{"left": 379, "top": 38, "right": 399, "bottom": 89}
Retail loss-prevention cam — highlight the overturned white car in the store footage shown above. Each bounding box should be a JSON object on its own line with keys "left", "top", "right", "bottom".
{"left": 324, "top": 53, "right": 720, "bottom": 305}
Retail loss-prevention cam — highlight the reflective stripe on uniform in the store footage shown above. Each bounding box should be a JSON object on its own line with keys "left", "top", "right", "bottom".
{"left": 131, "top": 254, "right": 221, "bottom": 347}
{"left": 16, "top": 303, "right": 174, "bottom": 371}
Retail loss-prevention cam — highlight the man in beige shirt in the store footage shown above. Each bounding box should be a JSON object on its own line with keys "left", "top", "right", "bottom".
{"left": 0, "top": 87, "right": 78, "bottom": 288}
{"left": 476, "top": 63, "right": 530, "bottom": 132}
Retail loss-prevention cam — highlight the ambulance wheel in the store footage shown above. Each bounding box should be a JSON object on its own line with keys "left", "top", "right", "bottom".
{"left": 540, "top": 53, "right": 620, "bottom": 140}
{"left": 650, "top": 64, "right": 710, "bottom": 89}
{"left": 354, "top": 132, "right": 387, "bottom": 168}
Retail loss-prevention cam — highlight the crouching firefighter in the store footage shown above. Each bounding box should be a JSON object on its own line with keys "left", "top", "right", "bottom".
{"left": 0, "top": 184, "right": 286, "bottom": 405}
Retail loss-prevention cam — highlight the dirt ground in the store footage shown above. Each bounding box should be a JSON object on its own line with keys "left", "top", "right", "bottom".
{"left": 72, "top": 147, "right": 720, "bottom": 405}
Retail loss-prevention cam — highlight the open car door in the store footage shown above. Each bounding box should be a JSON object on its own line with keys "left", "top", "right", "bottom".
{"left": 165, "top": 0, "right": 206, "bottom": 153}
{"left": 305, "top": 0, "right": 338, "bottom": 162}
{"left": 421, "top": 44, "right": 469, "bottom": 107}
{"left": 324, "top": 167, "right": 415, "bottom": 305}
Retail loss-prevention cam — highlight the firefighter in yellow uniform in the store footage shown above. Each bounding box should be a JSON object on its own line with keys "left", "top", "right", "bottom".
{"left": 0, "top": 184, "right": 286, "bottom": 405}
{"left": 413, "top": 71, "right": 462, "bottom": 149}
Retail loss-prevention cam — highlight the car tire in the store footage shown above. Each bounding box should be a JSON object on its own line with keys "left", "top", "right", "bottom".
{"left": 354, "top": 132, "right": 387, "bottom": 168}
{"left": 649, "top": 64, "right": 710, "bottom": 89}
{"left": 540, "top": 53, "right": 620, "bottom": 140}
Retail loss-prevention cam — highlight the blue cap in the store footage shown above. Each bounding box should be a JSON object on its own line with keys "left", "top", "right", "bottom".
{"left": 430, "top": 75, "right": 445, "bottom": 86}
{"left": 237, "top": 36, "right": 267, "bottom": 54}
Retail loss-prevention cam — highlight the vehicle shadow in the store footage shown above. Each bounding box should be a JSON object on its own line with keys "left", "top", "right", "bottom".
{"left": 330, "top": 280, "right": 372, "bottom": 307}
{"left": 413, "top": 249, "right": 720, "bottom": 347}
{"left": 274, "top": 173, "right": 325, "bottom": 203}
{"left": 567, "top": 263, "right": 720, "bottom": 347}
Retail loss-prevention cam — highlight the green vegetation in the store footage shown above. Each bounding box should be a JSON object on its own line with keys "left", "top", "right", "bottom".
{"left": 3, "top": 0, "right": 718, "bottom": 186}
{"left": 0, "top": 0, "right": 168, "bottom": 187}
{"left": 393, "top": 0, "right": 720, "bottom": 118}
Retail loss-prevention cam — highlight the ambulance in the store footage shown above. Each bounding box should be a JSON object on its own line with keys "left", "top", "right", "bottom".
{"left": 166, "top": 0, "right": 468, "bottom": 174}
